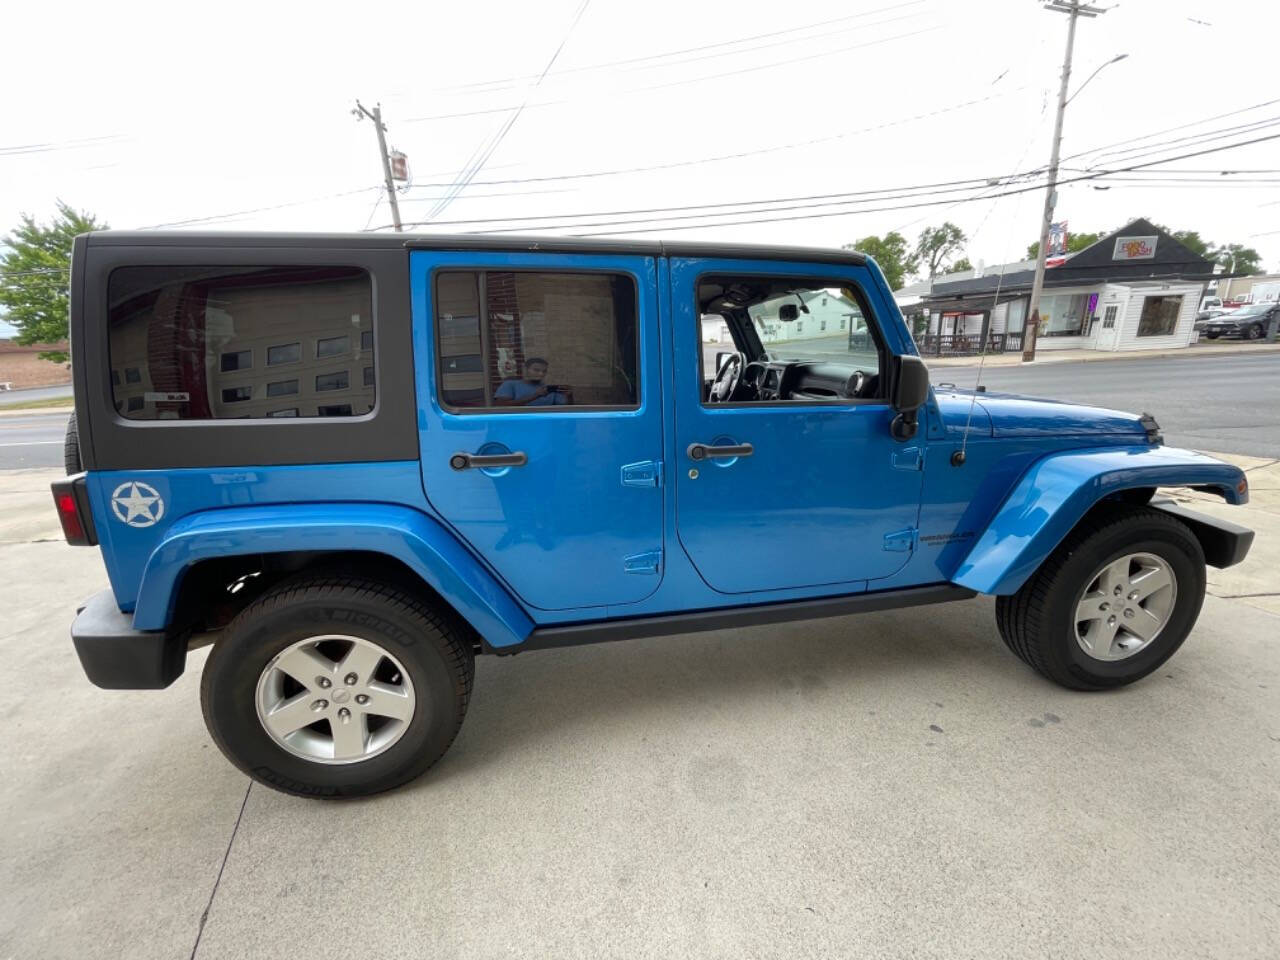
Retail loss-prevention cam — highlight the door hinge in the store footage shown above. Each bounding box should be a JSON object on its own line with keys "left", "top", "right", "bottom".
{"left": 621, "top": 460, "right": 663, "bottom": 488}
{"left": 623, "top": 550, "right": 663, "bottom": 575}
{"left": 883, "top": 528, "right": 917, "bottom": 552}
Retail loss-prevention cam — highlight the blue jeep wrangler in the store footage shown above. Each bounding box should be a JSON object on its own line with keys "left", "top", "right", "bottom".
{"left": 53, "top": 231, "right": 1253, "bottom": 797}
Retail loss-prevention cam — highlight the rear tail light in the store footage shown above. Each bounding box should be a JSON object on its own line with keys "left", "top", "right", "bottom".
{"left": 50, "top": 476, "right": 97, "bottom": 546}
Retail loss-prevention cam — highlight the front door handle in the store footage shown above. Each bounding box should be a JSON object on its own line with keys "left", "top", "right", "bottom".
{"left": 687, "top": 442, "right": 754, "bottom": 461}
{"left": 449, "top": 451, "right": 528, "bottom": 470}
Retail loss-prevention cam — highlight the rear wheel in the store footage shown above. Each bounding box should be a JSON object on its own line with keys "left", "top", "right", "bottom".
{"left": 995, "top": 507, "right": 1205, "bottom": 690}
{"left": 201, "top": 575, "right": 474, "bottom": 797}
{"left": 1247, "top": 323, "right": 1265, "bottom": 340}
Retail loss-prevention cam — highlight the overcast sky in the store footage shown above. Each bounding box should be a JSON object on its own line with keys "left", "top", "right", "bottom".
{"left": 3, "top": 0, "right": 1279, "bottom": 339}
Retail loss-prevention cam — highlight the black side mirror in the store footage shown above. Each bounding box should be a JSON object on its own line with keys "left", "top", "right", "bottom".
{"left": 778, "top": 303, "right": 799, "bottom": 322}
{"left": 890, "top": 354, "right": 929, "bottom": 441}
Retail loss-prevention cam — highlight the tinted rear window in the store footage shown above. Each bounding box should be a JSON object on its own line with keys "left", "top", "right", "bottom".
{"left": 107, "top": 265, "right": 373, "bottom": 420}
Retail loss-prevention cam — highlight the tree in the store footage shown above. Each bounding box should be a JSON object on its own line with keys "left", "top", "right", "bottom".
{"left": 1211, "top": 242, "right": 1262, "bottom": 275}
{"left": 845, "top": 231, "right": 918, "bottom": 291}
{"left": 915, "top": 222, "right": 966, "bottom": 279}
{"left": 950, "top": 257, "right": 973, "bottom": 273}
{"left": 1026, "top": 230, "right": 1104, "bottom": 259}
{"left": 0, "top": 202, "right": 105, "bottom": 361}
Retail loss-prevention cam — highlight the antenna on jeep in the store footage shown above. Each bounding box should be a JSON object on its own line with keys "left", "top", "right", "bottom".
{"left": 952, "top": 255, "right": 1012, "bottom": 468}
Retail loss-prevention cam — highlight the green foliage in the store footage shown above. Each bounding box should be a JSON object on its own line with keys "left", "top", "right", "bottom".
{"left": 1212, "top": 242, "right": 1262, "bottom": 275}
{"left": 845, "top": 231, "right": 918, "bottom": 291}
{"left": 0, "top": 202, "right": 105, "bottom": 362}
{"left": 1026, "top": 230, "right": 1104, "bottom": 259}
{"left": 915, "top": 222, "right": 966, "bottom": 279}
{"left": 950, "top": 257, "right": 973, "bottom": 273}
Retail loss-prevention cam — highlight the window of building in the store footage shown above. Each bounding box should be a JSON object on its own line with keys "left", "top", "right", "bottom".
{"left": 361, "top": 330, "right": 374, "bottom": 351}
{"left": 1137, "top": 295, "right": 1183, "bottom": 337}
{"left": 1041, "top": 293, "right": 1090, "bottom": 336}
{"left": 111, "top": 370, "right": 120, "bottom": 386}
{"left": 220, "top": 349, "right": 252, "bottom": 372}
{"left": 267, "top": 342, "right": 300, "bottom": 366}
{"left": 107, "top": 266, "right": 372, "bottom": 420}
{"left": 316, "top": 335, "right": 349, "bottom": 358}
{"left": 267, "top": 408, "right": 298, "bottom": 417}
{"left": 434, "top": 270, "right": 639, "bottom": 410}
{"left": 363, "top": 366, "right": 374, "bottom": 387}
{"left": 126, "top": 396, "right": 144, "bottom": 412}
{"left": 316, "top": 371, "right": 349, "bottom": 392}
{"left": 317, "top": 404, "right": 353, "bottom": 416}
{"left": 1102, "top": 305, "right": 1119, "bottom": 329}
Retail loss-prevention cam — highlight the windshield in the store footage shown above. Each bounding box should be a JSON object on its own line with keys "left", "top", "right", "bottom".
{"left": 1228, "top": 304, "right": 1269, "bottom": 317}
{"left": 744, "top": 286, "right": 880, "bottom": 367}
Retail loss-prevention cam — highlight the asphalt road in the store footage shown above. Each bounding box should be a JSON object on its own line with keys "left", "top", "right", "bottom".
{"left": 933, "top": 351, "right": 1280, "bottom": 459}
{"left": 0, "top": 412, "right": 68, "bottom": 470}
{"left": 0, "top": 383, "right": 72, "bottom": 407}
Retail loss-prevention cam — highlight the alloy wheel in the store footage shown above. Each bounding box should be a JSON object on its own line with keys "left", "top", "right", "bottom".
{"left": 1074, "top": 552, "right": 1177, "bottom": 662}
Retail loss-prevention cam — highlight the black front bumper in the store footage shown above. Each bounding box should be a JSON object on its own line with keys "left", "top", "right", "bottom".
{"left": 1151, "top": 500, "right": 1254, "bottom": 568}
{"left": 71, "top": 589, "right": 186, "bottom": 689}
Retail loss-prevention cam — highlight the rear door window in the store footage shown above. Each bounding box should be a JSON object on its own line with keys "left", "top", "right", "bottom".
{"left": 107, "top": 265, "right": 373, "bottom": 420}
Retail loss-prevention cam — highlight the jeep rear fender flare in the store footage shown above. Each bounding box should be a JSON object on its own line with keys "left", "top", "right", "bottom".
{"left": 952, "top": 445, "right": 1247, "bottom": 596}
{"left": 132, "top": 503, "right": 534, "bottom": 648}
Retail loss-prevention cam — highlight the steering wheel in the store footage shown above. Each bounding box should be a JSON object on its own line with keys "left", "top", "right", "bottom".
{"left": 709, "top": 352, "right": 745, "bottom": 402}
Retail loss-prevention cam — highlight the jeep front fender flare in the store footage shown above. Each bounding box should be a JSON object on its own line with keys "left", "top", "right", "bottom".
{"left": 952, "top": 445, "right": 1247, "bottom": 596}
{"left": 132, "top": 503, "right": 534, "bottom": 648}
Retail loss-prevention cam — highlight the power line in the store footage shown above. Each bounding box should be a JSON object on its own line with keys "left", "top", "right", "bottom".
{"left": 1059, "top": 96, "right": 1280, "bottom": 163}
{"left": 402, "top": 15, "right": 936, "bottom": 124}
{"left": 432, "top": 0, "right": 929, "bottom": 96}
{"left": 543, "top": 132, "right": 1280, "bottom": 236}
{"left": 423, "top": 0, "right": 592, "bottom": 221}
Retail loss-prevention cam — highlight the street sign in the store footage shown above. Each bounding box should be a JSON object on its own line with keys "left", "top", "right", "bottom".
{"left": 389, "top": 151, "right": 409, "bottom": 181}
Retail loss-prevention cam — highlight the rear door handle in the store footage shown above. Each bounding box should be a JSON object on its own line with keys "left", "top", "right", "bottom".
{"left": 449, "top": 452, "right": 528, "bottom": 470}
{"left": 687, "top": 442, "right": 754, "bottom": 461}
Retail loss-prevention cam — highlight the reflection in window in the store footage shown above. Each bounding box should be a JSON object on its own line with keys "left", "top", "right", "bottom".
{"left": 267, "top": 342, "right": 300, "bottom": 366}
{"left": 107, "top": 266, "right": 373, "bottom": 420}
{"left": 267, "top": 407, "right": 298, "bottom": 417}
{"left": 1137, "top": 295, "right": 1183, "bottom": 337}
{"left": 361, "top": 330, "right": 374, "bottom": 351}
{"left": 317, "top": 404, "right": 352, "bottom": 416}
{"left": 316, "top": 335, "right": 349, "bottom": 358}
{"left": 434, "top": 270, "right": 639, "bottom": 410}
{"left": 316, "top": 371, "right": 348, "bottom": 392}
{"left": 363, "top": 366, "right": 374, "bottom": 387}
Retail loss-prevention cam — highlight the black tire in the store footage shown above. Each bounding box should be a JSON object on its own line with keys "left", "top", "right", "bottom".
{"left": 1204, "top": 332, "right": 1220, "bottom": 339}
{"left": 994, "top": 506, "right": 1205, "bottom": 691}
{"left": 200, "top": 575, "right": 475, "bottom": 798}
{"left": 1247, "top": 323, "right": 1264, "bottom": 340}
{"left": 63, "top": 412, "right": 82, "bottom": 475}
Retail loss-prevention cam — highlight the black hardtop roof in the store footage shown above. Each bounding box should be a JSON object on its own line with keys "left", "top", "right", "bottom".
{"left": 83, "top": 230, "right": 866, "bottom": 266}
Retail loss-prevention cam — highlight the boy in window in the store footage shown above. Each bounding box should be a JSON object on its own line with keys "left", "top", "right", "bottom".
{"left": 494, "top": 358, "right": 572, "bottom": 406}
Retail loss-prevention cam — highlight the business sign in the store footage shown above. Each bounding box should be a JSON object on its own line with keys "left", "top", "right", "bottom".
{"left": 1047, "top": 221, "right": 1068, "bottom": 256}
{"left": 1113, "top": 236, "right": 1157, "bottom": 260}
{"left": 389, "top": 151, "right": 409, "bottom": 181}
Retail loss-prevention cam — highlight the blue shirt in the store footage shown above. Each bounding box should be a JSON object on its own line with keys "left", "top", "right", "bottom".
{"left": 494, "top": 379, "right": 568, "bottom": 406}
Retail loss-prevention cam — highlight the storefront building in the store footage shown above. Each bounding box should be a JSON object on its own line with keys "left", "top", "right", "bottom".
{"left": 908, "top": 219, "right": 1218, "bottom": 355}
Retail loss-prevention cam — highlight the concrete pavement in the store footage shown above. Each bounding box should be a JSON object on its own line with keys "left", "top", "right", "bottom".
{"left": 0, "top": 461, "right": 1277, "bottom": 958}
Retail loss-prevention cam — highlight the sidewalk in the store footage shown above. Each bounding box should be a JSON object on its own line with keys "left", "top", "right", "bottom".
{"left": 925, "top": 339, "right": 1280, "bottom": 367}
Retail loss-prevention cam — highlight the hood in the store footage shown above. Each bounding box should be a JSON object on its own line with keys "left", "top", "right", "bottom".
{"left": 972, "top": 391, "right": 1150, "bottom": 439}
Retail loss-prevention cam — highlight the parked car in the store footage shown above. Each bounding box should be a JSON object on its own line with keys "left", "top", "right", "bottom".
{"left": 1200, "top": 302, "right": 1279, "bottom": 339}
{"left": 53, "top": 231, "right": 1253, "bottom": 798}
{"left": 1194, "top": 307, "right": 1232, "bottom": 329}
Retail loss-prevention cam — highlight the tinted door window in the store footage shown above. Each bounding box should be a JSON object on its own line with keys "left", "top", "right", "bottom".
{"left": 107, "top": 265, "right": 373, "bottom": 419}
{"left": 434, "top": 270, "right": 639, "bottom": 410}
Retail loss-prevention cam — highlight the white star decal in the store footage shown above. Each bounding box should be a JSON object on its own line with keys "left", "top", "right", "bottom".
{"left": 110, "top": 481, "right": 165, "bottom": 528}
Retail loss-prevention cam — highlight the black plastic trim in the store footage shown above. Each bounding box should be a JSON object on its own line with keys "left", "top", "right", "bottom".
{"left": 71, "top": 589, "right": 186, "bottom": 689}
{"left": 75, "top": 238, "right": 418, "bottom": 470}
{"left": 1150, "top": 499, "right": 1254, "bottom": 569}
{"left": 85, "top": 230, "right": 866, "bottom": 265}
{"left": 511, "top": 583, "right": 974, "bottom": 653}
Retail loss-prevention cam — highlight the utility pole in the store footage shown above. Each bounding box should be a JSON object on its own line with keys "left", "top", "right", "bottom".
{"left": 353, "top": 100, "right": 403, "bottom": 232}
{"left": 1022, "top": 0, "right": 1106, "bottom": 362}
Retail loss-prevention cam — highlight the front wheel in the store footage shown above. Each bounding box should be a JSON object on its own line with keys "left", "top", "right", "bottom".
{"left": 201, "top": 576, "right": 475, "bottom": 797}
{"left": 995, "top": 506, "right": 1205, "bottom": 690}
